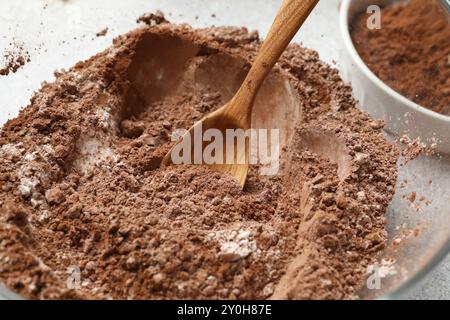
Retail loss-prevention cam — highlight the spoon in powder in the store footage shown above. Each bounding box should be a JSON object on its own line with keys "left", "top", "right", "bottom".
{"left": 162, "top": 0, "right": 319, "bottom": 187}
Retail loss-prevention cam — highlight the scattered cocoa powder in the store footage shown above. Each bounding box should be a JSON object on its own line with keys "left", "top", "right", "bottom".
{"left": 351, "top": 0, "right": 450, "bottom": 115}
{"left": 407, "top": 192, "right": 417, "bottom": 204}
{"left": 0, "top": 16, "right": 398, "bottom": 300}
{"left": 96, "top": 28, "right": 109, "bottom": 38}
{"left": 137, "top": 11, "right": 168, "bottom": 26}
{"left": 403, "top": 191, "right": 432, "bottom": 212}
{"left": 398, "top": 134, "right": 436, "bottom": 165}
{"left": 0, "top": 41, "right": 30, "bottom": 76}
{"left": 392, "top": 223, "right": 427, "bottom": 247}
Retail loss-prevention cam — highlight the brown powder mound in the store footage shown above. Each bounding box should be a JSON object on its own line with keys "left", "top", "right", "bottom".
{"left": 351, "top": 0, "right": 450, "bottom": 115}
{"left": 0, "top": 18, "right": 398, "bottom": 300}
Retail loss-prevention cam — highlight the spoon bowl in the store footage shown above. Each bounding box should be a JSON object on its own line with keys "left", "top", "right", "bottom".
{"left": 162, "top": 100, "right": 251, "bottom": 186}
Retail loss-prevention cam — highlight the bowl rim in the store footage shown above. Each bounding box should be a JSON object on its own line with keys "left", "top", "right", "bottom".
{"left": 0, "top": 284, "right": 22, "bottom": 300}
{"left": 340, "top": 0, "right": 450, "bottom": 300}
{"left": 339, "top": 0, "right": 450, "bottom": 124}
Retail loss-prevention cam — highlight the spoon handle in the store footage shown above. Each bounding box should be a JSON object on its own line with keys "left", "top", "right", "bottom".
{"left": 232, "top": 0, "right": 319, "bottom": 115}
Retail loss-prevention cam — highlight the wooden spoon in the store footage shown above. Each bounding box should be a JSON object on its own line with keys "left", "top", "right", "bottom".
{"left": 162, "top": 0, "right": 319, "bottom": 187}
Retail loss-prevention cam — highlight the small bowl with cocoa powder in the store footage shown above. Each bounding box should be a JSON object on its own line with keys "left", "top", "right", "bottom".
{"left": 340, "top": 0, "right": 450, "bottom": 155}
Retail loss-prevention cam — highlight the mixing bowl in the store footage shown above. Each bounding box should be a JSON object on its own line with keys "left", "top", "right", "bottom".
{"left": 339, "top": 0, "right": 450, "bottom": 155}
{"left": 340, "top": 0, "right": 450, "bottom": 299}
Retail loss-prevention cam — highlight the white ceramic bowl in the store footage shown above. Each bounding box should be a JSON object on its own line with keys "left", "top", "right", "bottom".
{"left": 339, "top": 0, "right": 450, "bottom": 155}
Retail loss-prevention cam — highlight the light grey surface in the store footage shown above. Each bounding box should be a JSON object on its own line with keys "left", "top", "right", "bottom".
{"left": 408, "top": 255, "right": 450, "bottom": 300}
{"left": 0, "top": 0, "right": 448, "bottom": 300}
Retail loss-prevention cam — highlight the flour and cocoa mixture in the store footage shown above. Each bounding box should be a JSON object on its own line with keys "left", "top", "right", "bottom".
{"left": 0, "top": 15, "right": 398, "bottom": 300}
{"left": 351, "top": 0, "right": 450, "bottom": 115}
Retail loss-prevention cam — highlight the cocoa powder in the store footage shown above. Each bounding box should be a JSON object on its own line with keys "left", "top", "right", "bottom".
{"left": 0, "top": 17, "right": 398, "bottom": 300}
{"left": 351, "top": 0, "right": 450, "bottom": 115}
{"left": 96, "top": 28, "right": 109, "bottom": 38}
{"left": 0, "top": 41, "right": 30, "bottom": 76}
